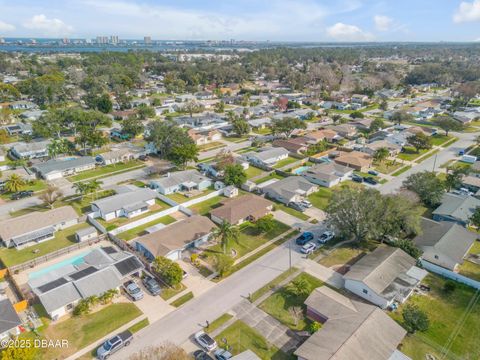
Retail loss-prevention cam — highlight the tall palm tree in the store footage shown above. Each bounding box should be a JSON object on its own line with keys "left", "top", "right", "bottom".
{"left": 4, "top": 174, "right": 25, "bottom": 193}
{"left": 210, "top": 220, "right": 240, "bottom": 255}
{"left": 87, "top": 179, "right": 103, "bottom": 200}
{"left": 72, "top": 182, "right": 89, "bottom": 199}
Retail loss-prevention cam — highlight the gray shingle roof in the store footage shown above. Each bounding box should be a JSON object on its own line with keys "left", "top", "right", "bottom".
{"left": 74, "top": 266, "right": 122, "bottom": 298}
{"left": 264, "top": 176, "right": 317, "bottom": 200}
{"left": 0, "top": 298, "right": 22, "bottom": 334}
{"left": 32, "top": 157, "right": 95, "bottom": 176}
{"left": 247, "top": 147, "right": 289, "bottom": 162}
{"left": 92, "top": 188, "right": 157, "bottom": 214}
{"left": 150, "top": 169, "right": 209, "bottom": 189}
{"left": 432, "top": 193, "right": 480, "bottom": 222}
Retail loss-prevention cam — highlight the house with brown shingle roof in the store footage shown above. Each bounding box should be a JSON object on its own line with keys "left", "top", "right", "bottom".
{"left": 272, "top": 137, "right": 309, "bottom": 154}
{"left": 304, "top": 129, "right": 340, "bottom": 143}
{"left": 333, "top": 151, "right": 373, "bottom": 172}
{"left": 210, "top": 194, "right": 273, "bottom": 225}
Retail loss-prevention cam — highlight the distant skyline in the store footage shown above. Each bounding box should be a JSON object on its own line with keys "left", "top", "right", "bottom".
{"left": 0, "top": 0, "right": 479, "bottom": 42}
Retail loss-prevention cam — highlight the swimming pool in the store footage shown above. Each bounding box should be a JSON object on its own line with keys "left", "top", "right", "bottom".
{"left": 28, "top": 251, "right": 90, "bottom": 280}
{"left": 292, "top": 166, "right": 311, "bottom": 175}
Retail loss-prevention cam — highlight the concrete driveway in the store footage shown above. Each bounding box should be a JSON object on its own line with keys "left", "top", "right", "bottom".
{"left": 178, "top": 260, "right": 215, "bottom": 297}
{"left": 304, "top": 207, "right": 326, "bottom": 221}
{"left": 134, "top": 284, "right": 175, "bottom": 323}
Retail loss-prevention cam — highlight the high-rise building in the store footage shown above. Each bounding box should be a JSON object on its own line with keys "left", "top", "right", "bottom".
{"left": 110, "top": 35, "right": 119, "bottom": 45}
{"left": 144, "top": 36, "right": 152, "bottom": 45}
{"left": 96, "top": 36, "right": 109, "bottom": 44}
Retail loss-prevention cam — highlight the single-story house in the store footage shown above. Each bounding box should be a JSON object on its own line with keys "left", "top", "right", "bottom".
{"left": 243, "top": 147, "right": 289, "bottom": 167}
{"left": 351, "top": 118, "right": 374, "bottom": 131}
{"left": 263, "top": 176, "right": 318, "bottom": 204}
{"left": 19, "top": 109, "right": 45, "bottom": 121}
{"left": 91, "top": 188, "right": 158, "bottom": 221}
{"left": 0, "top": 206, "right": 78, "bottom": 248}
{"left": 304, "top": 129, "right": 340, "bottom": 143}
{"left": 414, "top": 218, "right": 477, "bottom": 271}
{"left": 248, "top": 117, "right": 272, "bottom": 129}
{"left": 344, "top": 246, "right": 427, "bottom": 309}
{"left": 333, "top": 151, "right": 373, "bottom": 172}
{"left": 432, "top": 193, "right": 480, "bottom": 226}
{"left": 4, "top": 123, "right": 33, "bottom": 136}
{"left": 294, "top": 286, "right": 408, "bottom": 360}
{"left": 210, "top": 194, "right": 273, "bottom": 225}
{"left": 361, "top": 139, "right": 402, "bottom": 156}
{"left": 0, "top": 298, "right": 22, "bottom": 340}
{"left": 272, "top": 137, "right": 309, "bottom": 154}
{"left": 9, "top": 100, "right": 36, "bottom": 110}
{"left": 96, "top": 148, "right": 142, "bottom": 165}
{"left": 0, "top": 168, "right": 36, "bottom": 190}
{"left": 135, "top": 215, "right": 216, "bottom": 261}
{"left": 32, "top": 157, "right": 96, "bottom": 180}
{"left": 187, "top": 128, "right": 222, "bottom": 146}
{"left": 30, "top": 247, "right": 143, "bottom": 319}
{"left": 75, "top": 226, "right": 98, "bottom": 243}
{"left": 453, "top": 111, "right": 479, "bottom": 124}
{"left": 404, "top": 126, "right": 437, "bottom": 137}
{"left": 351, "top": 94, "right": 369, "bottom": 104}
{"left": 461, "top": 175, "right": 480, "bottom": 193}
{"left": 10, "top": 140, "right": 50, "bottom": 159}
{"left": 331, "top": 124, "right": 357, "bottom": 138}
{"left": 149, "top": 169, "right": 212, "bottom": 195}
{"left": 302, "top": 162, "right": 353, "bottom": 188}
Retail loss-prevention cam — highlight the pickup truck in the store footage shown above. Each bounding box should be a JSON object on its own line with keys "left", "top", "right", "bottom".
{"left": 96, "top": 330, "right": 133, "bottom": 359}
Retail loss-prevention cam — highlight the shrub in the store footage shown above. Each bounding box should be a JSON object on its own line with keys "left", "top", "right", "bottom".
{"left": 402, "top": 304, "right": 429, "bottom": 333}
{"left": 443, "top": 280, "right": 456, "bottom": 294}
{"left": 308, "top": 321, "right": 321, "bottom": 334}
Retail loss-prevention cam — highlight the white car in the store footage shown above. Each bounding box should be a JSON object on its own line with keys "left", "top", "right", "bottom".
{"left": 301, "top": 242, "right": 318, "bottom": 254}
{"left": 300, "top": 199, "right": 312, "bottom": 208}
{"left": 318, "top": 231, "right": 335, "bottom": 244}
{"left": 194, "top": 331, "right": 217, "bottom": 352}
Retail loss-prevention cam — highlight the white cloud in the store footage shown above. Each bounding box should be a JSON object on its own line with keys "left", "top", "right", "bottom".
{"left": 326, "top": 22, "right": 373, "bottom": 41}
{"left": 454, "top": 0, "right": 480, "bottom": 23}
{"left": 0, "top": 20, "right": 15, "bottom": 32}
{"left": 23, "top": 14, "right": 73, "bottom": 37}
{"left": 374, "top": 15, "right": 393, "bottom": 31}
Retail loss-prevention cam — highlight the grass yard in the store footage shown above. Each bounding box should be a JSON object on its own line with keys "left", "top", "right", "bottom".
{"left": 397, "top": 147, "right": 429, "bottom": 161}
{"left": 457, "top": 260, "right": 480, "bottom": 282}
{"left": 272, "top": 157, "right": 299, "bottom": 169}
{"left": 128, "top": 318, "right": 149, "bottom": 333}
{"left": 250, "top": 267, "right": 298, "bottom": 303}
{"left": 116, "top": 215, "right": 176, "bottom": 241}
{"left": 308, "top": 187, "right": 333, "bottom": 210}
{"left": 206, "top": 313, "right": 234, "bottom": 334}
{"left": 198, "top": 141, "right": 226, "bottom": 151}
{"left": 214, "top": 320, "right": 294, "bottom": 360}
{"left": 253, "top": 172, "right": 285, "bottom": 184}
{"left": 37, "top": 303, "right": 142, "bottom": 359}
{"left": 274, "top": 202, "right": 310, "bottom": 221}
{"left": 414, "top": 149, "right": 439, "bottom": 163}
{"left": 0, "top": 223, "right": 93, "bottom": 267}
{"left": 189, "top": 195, "right": 224, "bottom": 215}
{"left": 430, "top": 134, "right": 452, "bottom": 146}
{"left": 224, "top": 136, "right": 250, "bottom": 143}
{"left": 69, "top": 161, "right": 145, "bottom": 182}
{"left": 260, "top": 272, "right": 323, "bottom": 331}
{"left": 374, "top": 160, "right": 403, "bottom": 174}
{"left": 165, "top": 187, "right": 216, "bottom": 204}
{"left": 392, "top": 165, "right": 412, "bottom": 176}
{"left": 245, "top": 166, "right": 264, "bottom": 179}
{"left": 0, "top": 179, "right": 47, "bottom": 201}
{"left": 253, "top": 127, "right": 272, "bottom": 135}
{"left": 160, "top": 283, "right": 186, "bottom": 301}
{"left": 318, "top": 245, "right": 367, "bottom": 268}
{"left": 390, "top": 274, "right": 480, "bottom": 360}
{"left": 171, "top": 291, "right": 194, "bottom": 307}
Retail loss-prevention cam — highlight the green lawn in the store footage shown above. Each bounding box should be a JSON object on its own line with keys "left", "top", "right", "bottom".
{"left": 308, "top": 187, "right": 333, "bottom": 210}
{"left": 38, "top": 303, "right": 142, "bottom": 359}
{"left": 253, "top": 127, "right": 272, "bottom": 135}
{"left": 203, "top": 221, "right": 290, "bottom": 267}
{"left": 442, "top": 137, "right": 459, "bottom": 148}
{"left": 457, "top": 260, "right": 480, "bottom": 282}
{"left": 160, "top": 283, "right": 186, "bottom": 301}
{"left": 318, "top": 245, "right": 366, "bottom": 268}
{"left": 206, "top": 313, "right": 234, "bottom": 334}
{"left": 430, "top": 134, "right": 452, "bottom": 146}
{"left": 171, "top": 291, "right": 194, "bottom": 307}
{"left": 374, "top": 160, "right": 403, "bottom": 174}
{"left": 198, "top": 141, "right": 226, "bottom": 151}
{"left": 117, "top": 215, "right": 177, "bottom": 241}
{"left": 224, "top": 136, "right": 250, "bottom": 143}
{"left": 392, "top": 165, "right": 412, "bottom": 176}
{"left": 214, "top": 320, "right": 294, "bottom": 360}
{"left": 189, "top": 195, "right": 224, "bottom": 215}
{"left": 0, "top": 223, "right": 93, "bottom": 267}
{"left": 166, "top": 187, "right": 216, "bottom": 204}
{"left": 390, "top": 274, "right": 480, "bottom": 360}
{"left": 245, "top": 166, "right": 264, "bottom": 179}
{"left": 250, "top": 267, "right": 298, "bottom": 303}
{"left": 414, "top": 149, "right": 439, "bottom": 164}
{"left": 0, "top": 179, "right": 47, "bottom": 201}
{"left": 272, "top": 157, "right": 299, "bottom": 169}
{"left": 69, "top": 161, "right": 145, "bottom": 182}
{"left": 274, "top": 202, "right": 310, "bottom": 221}
{"left": 397, "top": 147, "right": 429, "bottom": 161}
{"left": 259, "top": 273, "right": 323, "bottom": 331}
{"left": 253, "top": 172, "right": 285, "bottom": 184}
{"left": 128, "top": 318, "right": 149, "bottom": 333}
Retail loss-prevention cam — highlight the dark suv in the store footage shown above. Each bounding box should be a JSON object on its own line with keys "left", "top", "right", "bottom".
{"left": 10, "top": 190, "right": 33, "bottom": 200}
{"left": 142, "top": 275, "right": 161, "bottom": 296}
{"left": 296, "top": 232, "right": 315, "bottom": 245}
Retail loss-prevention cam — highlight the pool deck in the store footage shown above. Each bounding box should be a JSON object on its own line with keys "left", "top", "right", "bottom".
{"left": 13, "top": 239, "right": 113, "bottom": 286}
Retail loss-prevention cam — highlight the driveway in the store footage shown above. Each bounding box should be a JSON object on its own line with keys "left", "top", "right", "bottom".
{"left": 300, "top": 259, "right": 344, "bottom": 289}
{"left": 272, "top": 210, "right": 309, "bottom": 230}
{"left": 125, "top": 291, "right": 174, "bottom": 323}
{"left": 304, "top": 207, "right": 326, "bottom": 221}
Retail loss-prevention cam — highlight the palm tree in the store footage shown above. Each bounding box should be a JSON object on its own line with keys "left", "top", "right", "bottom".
{"left": 210, "top": 220, "right": 240, "bottom": 255}
{"left": 373, "top": 147, "right": 390, "bottom": 164}
{"left": 87, "top": 179, "right": 103, "bottom": 200}
{"left": 4, "top": 174, "right": 25, "bottom": 193}
{"left": 73, "top": 182, "right": 90, "bottom": 199}
{"left": 39, "top": 183, "right": 63, "bottom": 209}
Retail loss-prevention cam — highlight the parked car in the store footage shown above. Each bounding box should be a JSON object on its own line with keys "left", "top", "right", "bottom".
{"left": 300, "top": 199, "right": 312, "bottom": 208}
{"left": 296, "top": 231, "right": 315, "bottom": 245}
{"left": 194, "top": 350, "right": 215, "bottom": 360}
{"left": 138, "top": 154, "right": 149, "bottom": 161}
{"left": 459, "top": 187, "right": 473, "bottom": 196}
{"left": 301, "top": 242, "right": 318, "bottom": 254}
{"left": 352, "top": 174, "right": 363, "bottom": 183}
{"left": 142, "top": 275, "right": 161, "bottom": 296}
{"left": 363, "top": 177, "right": 378, "bottom": 185}
{"left": 123, "top": 280, "right": 144, "bottom": 301}
{"left": 182, "top": 270, "right": 188, "bottom": 279}
{"left": 195, "top": 331, "right": 217, "bottom": 352}
{"left": 318, "top": 231, "right": 335, "bottom": 244}
{"left": 214, "top": 348, "right": 233, "bottom": 360}
{"left": 288, "top": 202, "right": 307, "bottom": 212}
{"left": 368, "top": 170, "right": 379, "bottom": 176}
{"left": 10, "top": 190, "right": 33, "bottom": 200}
{"left": 96, "top": 330, "right": 133, "bottom": 360}
{"left": 459, "top": 149, "right": 465, "bottom": 156}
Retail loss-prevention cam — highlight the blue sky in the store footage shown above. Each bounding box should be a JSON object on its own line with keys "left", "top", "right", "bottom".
{"left": 0, "top": 0, "right": 479, "bottom": 41}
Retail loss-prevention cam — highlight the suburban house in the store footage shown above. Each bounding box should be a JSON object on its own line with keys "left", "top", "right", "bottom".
{"left": 351, "top": 118, "right": 374, "bottom": 131}
{"left": 414, "top": 218, "right": 477, "bottom": 272}
{"left": 135, "top": 215, "right": 216, "bottom": 261}
{"left": 210, "top": 194, "right": 273, "bottom": 225}
{"left": 32, "top": 157, "right": 96, "bottom": 180}
{"left": 91, "top": 188, "right": 158, "bottom": 221}
{"left": 344, "top": 246, "right": 427, "bottom": 309}
{"left": 29, "top": 247, "right": 143, "bottom": 319}
{"left": 95, "top": 147, "right": 144, "bottom": 165}
{"left": 187, "top": 128, "right": 222, "bottom": 146}
{"left": 304, "top": 129, "right": 340, "bottom": 143}
{"left": 0, "top": 298, "right": 22, "bottom": 340}
{"left": 361, "top": 139, "right": 402, "bottom": 156}
{"left": 404, "top": 126, "right": 437, "bottom": 137}
{"left": 263, "top": 176, "right": 318, "bottom": 204}
{"left": 0, "top": 206, "right": 78, "bottom": 248}
{"left": 294, "top": 286, "right": 408, "bottom": 360}
{"left": 248, "top": 117, "right": 272, "bottom": 129}
{"left": 272, "top": 137, "right": 309, "bottom": 154}
{"left": 302, "top": 162, "right": 353, "bottom": 188}
{"left": 331, "top": 124, "right": 358, "bottom": 138}
{"left": 4, "top": 123, "right": 33, "bottom": 136}
{"left": 10, "top": 140, "right": 50, "bottom": 159}
{"left": 149, "top": 169, "right": 212, "bottom": 195}
{"left": 9, "top": 100, "right": 36, "bottom": 110}
{"left": 351, "top": 94, "right": 369, "bottom": 104}
{"left": 461, "top": 175, "right": 480, "bottom": 193}
{"left": 432, "top": 193, "right": 480, "bottom": 226}
{"left": 243, "top": 147, "right": 289, "bottom": 167}
{"left": 333, "top": 151, "right": 373, "bottom": 172}
{"left": 453, "top": 111, "right": 479, "bottom": 124}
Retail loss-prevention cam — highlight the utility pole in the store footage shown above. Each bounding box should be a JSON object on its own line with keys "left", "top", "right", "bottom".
{"left": 432, "top": 153, "right": 438, "bottom": 172}
{"left": 289, "top": 238, "right": 292, "bottom": 269}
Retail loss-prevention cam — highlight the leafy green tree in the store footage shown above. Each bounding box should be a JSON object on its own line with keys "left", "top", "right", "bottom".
{"left": 349, "top": 111, "right": 364, "bottom": 119}
{"left": 402, "top": 304, "right": 429, "bottom": 334}
{"left": 403, "top": 171, "right": 445, "bottom": 208}
{"left": 232, "top": 118, "right": 250, "bottom": 136}
{"left": 73, "top": 181, "right": 90, "bottom": 199}
{"left": 444, "top": 165, "right": 469, "bottom": 191}
{"left": 223, "top": 164, "right": 246, "bottom": 187}
{"left": 393, "top": 239, "right": 423, "bottom": 259}
{"left": 470, "top": 207, "right": 480, "bottom": 228}
{"left": 379, "top": 100, "right": 388, "bottom": 111}
{"left": 286, "top": 278, "right": 311, "bottom": 297}
{"left": 215, "top": 255, "right": 234, "bottom": 277}
{"left": 122, "top": 116, "right": 144, "bottom": 137}
{"left": 4, "top": 174, "right": 25, "bottom": 193}
{"left": 373, "top": 147, "right": 389, "bottom": 163}
{"left": 433, "top": 116, "right": 464, "bottom": 136}
{"left": 1, "top": 345, "right": 37, "bottom": 360}
{"left": 391, "top": 110, "right": 414, "bottom": 125}
{"left": 169, "top": 143, "right": 199, "bottom": 168}
{"left": 255, "top": 214, "right": 276, "bottom": 233}
{"left": 369, "top": 118, "right": 384, "bottom": 133}
{"left": 332, "top": 114, "right": 342, "bottom": 124}
{"left": 214, "top": 101, "right": 225, "bottom": 113}
{"left": 153, "top": 257, "right": 183, "bottom": 286}
{"left": 407, "top": 133, "right": 432, "bottom": 153}
{"left": 146, "top": 120, "right": 194, "bottom": 159}
{"left": 271, "top": 117, "right": 306, "bottom": 138}
{"left": 210, "top": 220, "right": 240, "bottom": 255}
{"left": 17, "top": 71, "right": 65, "bottom": 105}
{"left": 137, "top": 104, "right": 155, "bottom": 119}
{"left": 308, "top": 321, "right": 321, "bottom": 334}
{"left": 379, "top": 194, "right": 422, "bottom": 241}
{"left": 0, "top": 83, "right": 20, "bottom": 102}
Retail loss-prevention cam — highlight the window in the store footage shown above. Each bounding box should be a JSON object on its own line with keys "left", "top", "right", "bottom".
{"left": 434, "top": 255, "right": 439, "bottom": 259}
{"left": 66, "top": 303, "right": 73, "bottom": 310}
{"left": 363, "top": 289, "right": 368, "bottom": 294}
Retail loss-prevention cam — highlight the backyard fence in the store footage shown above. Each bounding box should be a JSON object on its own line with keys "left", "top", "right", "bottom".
{"left": 420, "top": 259, "right": 480, "bottom": 290}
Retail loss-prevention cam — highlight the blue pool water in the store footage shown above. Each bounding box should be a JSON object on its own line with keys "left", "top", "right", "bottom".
{"left": 28, "top": 251, "right": 90, "bottom": 280}
{"left": 292, "top": 166, "right": 311, "bottom": 175}
{"left": 62, "top": 157, "right": 78, "bottom": 161}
